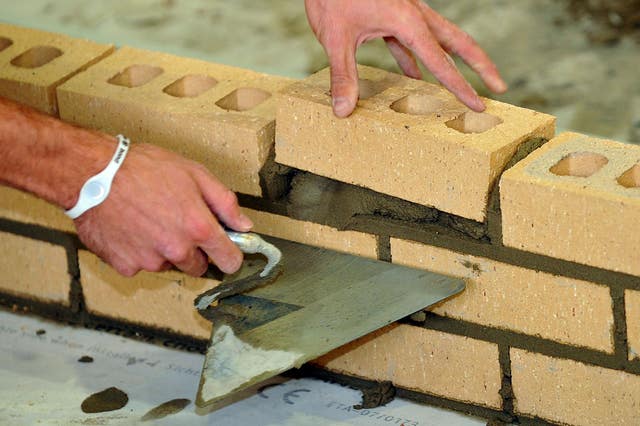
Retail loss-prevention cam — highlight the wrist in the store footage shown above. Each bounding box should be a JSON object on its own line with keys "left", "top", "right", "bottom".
{"left": 65, "top": 135, "right": 130, "bottom": 219}
{"left": 56, "top": 130, "right": 119, "bottom": 211}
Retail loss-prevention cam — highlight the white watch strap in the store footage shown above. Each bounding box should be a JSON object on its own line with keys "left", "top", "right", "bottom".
{"left": 65, "top": 135, "right": 130, "bottom": 219}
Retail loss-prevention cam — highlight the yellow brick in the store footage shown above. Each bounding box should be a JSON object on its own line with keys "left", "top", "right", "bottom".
{"left": 0, "top": 23, "right": 114, "bottom": 115}
{"left": 626, "top": 290, "right": 640, "bottom": 361}
{"left": 511, "top": 349, "right": 640, "bottom": 425}
{"left": 391, "top": 239, "right": 614, "bottom": 352}
{"left": 501, "top": 132, "right": 640, "bottom": 277}
{"left": 0, "top": 186, "right": 75, "bottom": 232}
{"left": 79, "top": 251, "right": 219, "bottom": 340}
{"left": 57, "top": 46, "right": 292, "bottom": 197}
{"left": 0, "top": 231, "right": 69, "bottom": 305}
{"left": 316, "top": 324, "right": 502, "bottom": 409}
{"left": 241, "top": 208, "right": 378, "bottom": 259}
{"left": 275, "top": 66, "right": 555, "bottom": 222}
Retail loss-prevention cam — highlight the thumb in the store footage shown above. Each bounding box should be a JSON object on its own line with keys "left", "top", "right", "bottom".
{"left": 326, "top": 40, "right": 359, "bottom": 118}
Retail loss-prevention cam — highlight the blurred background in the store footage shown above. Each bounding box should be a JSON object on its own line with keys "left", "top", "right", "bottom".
{"left": 2, "top": 0, "right": 639, "bottom": 143}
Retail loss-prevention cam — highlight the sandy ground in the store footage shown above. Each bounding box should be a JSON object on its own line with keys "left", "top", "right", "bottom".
{"left": 1, "top": 0, "right": 639, "bottom": 143}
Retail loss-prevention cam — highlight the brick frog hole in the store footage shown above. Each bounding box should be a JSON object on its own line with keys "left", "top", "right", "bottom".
{"left": 215, "top": 87, "right": 271, "bottom": 111}
{"left": 108, "top": 64, "right": 163, "bottom": 88}
{"left": 549, "top": 152, "right": 609, "bottom": 177}
{"left": 0, "top": 37, "right": 13, "bottom": 52}
{"left": 10, "top": 45, "right": 62, "bottom": 68}
{"left": 163, "top": 75, "right": 217, "bottom": 98}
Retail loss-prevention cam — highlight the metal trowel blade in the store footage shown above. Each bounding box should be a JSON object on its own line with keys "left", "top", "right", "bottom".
{"left": 195, "top": 237, "right": 465, "bottom": 407}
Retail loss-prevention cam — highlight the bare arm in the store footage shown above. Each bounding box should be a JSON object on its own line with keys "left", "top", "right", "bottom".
{"left": 0, "top": 97, "right": 251, "bottom": 277}
{"left": 305, "top": 0, "right": 507, "bottom": 117}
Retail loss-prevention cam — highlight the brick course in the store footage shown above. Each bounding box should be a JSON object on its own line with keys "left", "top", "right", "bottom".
{"left": 501, "top": 132, "right": 640, "bottom": 277}
{"left": 241, "top": 207, "right": 378, "bottom": 259}
{"left": 79, "top": 251, "right": 218, "bottom": 340}
{"left": 57, "top": 46, "right": 292, "bottom": 197}
{"left": 0, "top": 23, "right": 114, "bottom": 115}
{"left": 316, "top": 324, "right": 502, "bottom": 409}
{"left": 275, "top": 65, "right": 555, "bottom": 222}
{"left": 391, "top": 238, "right": 615, "bottom": 352}
{"left": 626, "top": 289, "right": 640, "bottom": 361}
{"left": 511, "top": 348, "right": 640, "bottom": 425}
{"left": 0, "top": 231, "right": 69, "bottom": 305}
{"left": 0, "top": 186, "right": 75, "bottom": 233}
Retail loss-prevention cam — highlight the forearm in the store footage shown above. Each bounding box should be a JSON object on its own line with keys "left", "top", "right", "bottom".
{"left": 0, "top": 97, "right": 115, "bottom": 209}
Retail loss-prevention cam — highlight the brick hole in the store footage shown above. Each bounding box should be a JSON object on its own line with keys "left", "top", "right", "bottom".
{"left": 163, "top": 75, "right": 217, "bottom": 98}
{"left": 617, "top": 163, "right": 640, "bottom": 188}
{"left": 108, "top": 64, "right": 163, "bottom": 88}
{"left": 215, "top": 87, "right": 271, "bottom": 111}
{"left": 323, "top": 78, "right": 390, "bottom": 99}
{"left": 390, "top": 93, "right": 446, "bottom": 115}
{"left": 0, "top": 37, "right": 12, "bottom": 52}
{"left": 549, "top": 152, "right": 609, "bottom": 177}
{"left": 445, "top": 111, "right": 503, "bottom": 133}
{"left": 358, "top": 78, "right": 386, "bottom": 100}
{"left": 10, "top": 46, "right": 62, "bottom": 68}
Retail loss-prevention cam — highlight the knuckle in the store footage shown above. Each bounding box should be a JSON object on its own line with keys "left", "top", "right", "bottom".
{"left": 117, "top": 264, "right": 138, "bottom": 277}
{"left": 219, "top": 189, "right": 238, "bottom": 209}
{"left": 163, "top": 242, "right": 190, "bottom": 264}
{"left": 141, "top": 256, "right": 166, "bottom": 273}
{"left": 186, "top": 216, "right": 216, "bottom": 242}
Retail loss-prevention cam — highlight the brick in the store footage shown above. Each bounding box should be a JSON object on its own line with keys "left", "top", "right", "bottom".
{"left": 626, "top": 290, "right": 640, "bottom": 361}
{"left": 511, "top": 348, "right": 640, "bottom": 425}
{"left": 57, "top": 46, "right": 292, "bottom": 197}
{"left": 0, "top": 231, "right": 69, "bottom": 305}
{"left": 241, "top": 208, "right": 378, "bottom": 259}
{"left": 275, "top": 65, "right": 555, "bottom": 222}
{"left": 79, "top": 251, "right": 218, "bottom": 340}
{"left": 501, "top": 132, "right": 640, "bottom": 277}
{"left": 391, "top": 239, "right": 614, "bottom": 353}
{"left": 0, "top": 186, "right": 75, "bottom": 232}
{"left": 316, "top": 324, "right": 502, "bottom": 409}
{"left": 0, "top": 23, "right": 114, "bottom": 115}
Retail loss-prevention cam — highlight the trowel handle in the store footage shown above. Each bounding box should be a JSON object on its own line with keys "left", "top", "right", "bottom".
{"left": 225, "top": 231, "right": 282, "bottom": 277}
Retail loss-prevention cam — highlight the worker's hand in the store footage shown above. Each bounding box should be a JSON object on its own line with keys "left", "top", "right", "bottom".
{"left": 304, "top": 0, "right": 507, "bottom": 117}
{"left": 74, "top": 142, "right": 252, "bottom": 277}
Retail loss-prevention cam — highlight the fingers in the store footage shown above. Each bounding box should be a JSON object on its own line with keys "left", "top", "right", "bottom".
{"left": 171, "top": 246, "right": 209, "bottom": 277}
{"left": 192, "top": 219, "right": 243, "bottom": 275}
{"left": 194, "top": 167, "right": 252, "bottom": 232}
{"left": 393, "top": 19, "right": 485, "bottom": 111}
{"left": 384, "top": 36, "right": 422, "bottom": 80}
{"left": 325, "top": 37, "right": 359, "bottom": 117}
{"left": 420, "top": 4, "right": 507, "bottom": 94}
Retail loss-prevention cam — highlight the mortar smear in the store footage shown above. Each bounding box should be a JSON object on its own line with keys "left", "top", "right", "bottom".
{"left": 200, "top": 325, "right": 302, "bottom": 402}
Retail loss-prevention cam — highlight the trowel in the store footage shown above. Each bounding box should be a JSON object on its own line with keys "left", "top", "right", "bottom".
{"left": 194, "top": 232, "right": 465, "bottom": 408}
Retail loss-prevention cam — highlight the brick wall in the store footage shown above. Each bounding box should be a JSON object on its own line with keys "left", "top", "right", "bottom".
{"left": 1, "top": 24, "right": 639, "bottom": 425}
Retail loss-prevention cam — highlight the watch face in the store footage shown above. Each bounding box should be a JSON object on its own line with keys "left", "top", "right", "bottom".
{"left": 85, "top": 180, "right": 106, "bottom": 200}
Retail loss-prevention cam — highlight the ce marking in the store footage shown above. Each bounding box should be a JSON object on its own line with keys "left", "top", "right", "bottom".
{"left": 283, "top": 388, "right": 311, "bottom": 405}
{"left": 257, "top": 383, "right": 311, "bottom": 405}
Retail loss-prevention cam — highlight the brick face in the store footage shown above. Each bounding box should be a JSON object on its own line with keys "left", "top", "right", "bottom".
{"left": 241, "top": 208, "right": 378, "bottom": 259}
{"left": 0, "top": 231, "right": 69, "bottom": 305}
{"left": 316, "top": 324, "right": 502, "bottom": 409}
{"left": 79, "top": 251, "right": 218, "bottom": 340}
{"left": 0, "top": 186, "right": 75, "bottom": 232}
{"left": 275, "top": 65, "right": 555, "bottom": 222}
{"left": 511, "top": 349, "right": 640, "bottom": 425}
{"left": 501, "top": 131, "right": 640, "bottom": 277}
{"left": 391, "top": 238, "right": 614, "bottom": 353}
{"left": 57, "top": 46, "right": 292, "bottom": 197}
{"left": 0, "top": 23, "right": 114, "bottom": 115}
{"left": 626, "top": 289, "right": 640, "bottom": 361}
